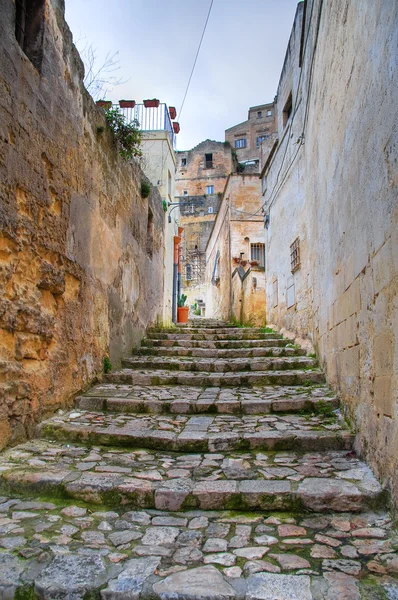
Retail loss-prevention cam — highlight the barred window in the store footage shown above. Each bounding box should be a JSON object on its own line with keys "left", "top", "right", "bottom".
{"left": 290, "top": 237, "right": 300, "bottom": 273}
{"left": 186, "top": 264, "right": 192, "bottom": 280}
{"left": 250, "top": 243, "right": 265, "bottom": 267}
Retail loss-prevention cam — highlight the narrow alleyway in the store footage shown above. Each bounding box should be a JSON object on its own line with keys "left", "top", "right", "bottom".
{"left": 0, "top": 320, "right": 396, "bottom": 599}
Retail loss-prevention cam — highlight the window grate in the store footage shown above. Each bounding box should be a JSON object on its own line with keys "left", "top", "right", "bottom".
{"left": 290, "top": 237, "right": 300, "bottom": 273}
{"left": 250, "top": 243, "right": 265, "bottom": 267}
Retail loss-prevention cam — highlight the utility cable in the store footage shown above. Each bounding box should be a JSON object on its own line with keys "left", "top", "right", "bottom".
{"left": 178, "top": 0, "right": 214, "bottom": 121}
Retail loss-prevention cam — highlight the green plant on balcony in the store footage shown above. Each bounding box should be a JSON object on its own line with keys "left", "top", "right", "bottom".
{"left": 177, "top": 294, "right": 187, "bottom": 307}
{"left": 105, "top": 106, "right": 142, "bottom": 160}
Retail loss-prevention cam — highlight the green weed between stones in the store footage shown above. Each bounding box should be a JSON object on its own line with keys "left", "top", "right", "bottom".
{"left": 103, "top": 357, "right": 112, "bottom": 373}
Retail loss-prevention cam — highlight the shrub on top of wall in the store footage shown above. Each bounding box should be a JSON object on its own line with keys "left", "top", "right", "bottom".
{"left": 105, "top": 107, "right": 142, "bottom": 160}
{"left": 141, "top": 181, "right": 151, "bottom": 198}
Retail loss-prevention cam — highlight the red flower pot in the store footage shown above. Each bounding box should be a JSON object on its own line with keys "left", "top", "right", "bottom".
{"left": 169, "top": 106, "right": 177, "bottom": 119}
{"left": 177, "top": 306, "right": 189, "bottom": 323}
{"left": 119, "top": 100, "right": 135, "bottom": 108}
{"left": 144, "top": 99, "right": 160, "bottom": 108}
{"left": 249, "top": 260, "right": 259, "bottom": 267}
{"left": 173, "top": 122, "right": 180, "bottom": 134}
{"left": 96, "top": 100, "right": 112, "bottom": 110}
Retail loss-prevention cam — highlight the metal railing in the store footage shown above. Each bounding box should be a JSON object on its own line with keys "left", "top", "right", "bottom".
{"left": 117, "top": 103, "right": 175, "bottom": 147}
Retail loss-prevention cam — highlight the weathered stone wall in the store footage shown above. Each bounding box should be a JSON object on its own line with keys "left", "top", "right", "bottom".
{"left": 263, "top": 1, "right": 398, "bottom": 505}
{"left": 205, "top": 174, "right": 265, "bottom": 323}
{"left": 225, "top": 102, "right": 277, "bottom": 163}
{"left": 175, "top": 140, "right": 233, "bottom": 196}
{"left": 0, "top": 0, "right": 165, "bottom": 447}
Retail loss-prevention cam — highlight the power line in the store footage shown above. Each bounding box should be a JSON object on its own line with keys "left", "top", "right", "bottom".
{"left": 178, "top": 0, "right": 214, "bottom": 121}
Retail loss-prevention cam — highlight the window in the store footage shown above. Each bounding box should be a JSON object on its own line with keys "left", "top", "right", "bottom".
{"left": 181, "top": 158, "right": 187, "bottom": 167}
{"left": 183, "top": 190, "right": 188, "bottom": 196}
{"left": 257, "top": 111, "right": 262, "bottom": 118}
{"left": 186, "top": 264, "right": 192, "bottom": 280}
{"left": 234, "top": 138, "right": 246, "bottom": 149}
{"left": 256, "top": 135, "right": 268, "bottom": 148}
{"left": 146, "top": 208, "right": 154, "bottom": 258}
{"left": 250, "top": 243, "right": 265, "bottom": 267}
{"left": 283, "top": 92, "right": 293, "bottom": 127}
{"left": 15, "top": 0, "right": 45, "bottom": 72}
{"left": 290, "top": 237, "right": 300, "bottom": 272}
{"left": 267, "top": 110, "right": 272, "bottom": 116}
{"left": 206, "top": 185, "right": 214, "bottom": 194}
{"left": 208, "top": 206, "right": 214, "bottom": 214}
{"left": 205, "top": 153, "right": 213, "bottom": 168}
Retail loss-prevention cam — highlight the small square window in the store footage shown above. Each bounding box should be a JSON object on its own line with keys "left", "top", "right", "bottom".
{"left": 234, "top": 138, "right": 246, "bottom": 149}
{"left": 183, "top": 190, "right": 188, "bottom": 196}
{"left": 267, "top": 110, "right": 272, "bottom": 116}
{"left": 206, "top": 185, "right": 214, "bottom": 194}
{"left": 208, "top": 206, "right": 214, "bottom": 214}
{"left": 257, "top": 111, "right": 262, "bottom": 118}
{"left": 181, "top": 158, "right": 187, "bottom": 166}
{"left": 256, "top": 135, "right": 268, "bottom": 148}
{"left": 205, "top": 153, "right": 213, "bottom": 168}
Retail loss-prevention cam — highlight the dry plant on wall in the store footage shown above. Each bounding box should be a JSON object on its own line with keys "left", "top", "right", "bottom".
{"left": 78, "top": 42, "right": 127, "bottom": 100}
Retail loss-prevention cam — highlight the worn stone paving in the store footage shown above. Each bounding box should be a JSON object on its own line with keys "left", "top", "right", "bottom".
{"left": 0, "top": 440, "right": 383, "bottom": 512}
{"left": 76, "top": 383, "right": 339, "bottom": 414}
{"left": 0, "top": 498, "right": 397, "bottom": 599}
{"left": 0, "top": 320, "right": 396, "bottom": 599}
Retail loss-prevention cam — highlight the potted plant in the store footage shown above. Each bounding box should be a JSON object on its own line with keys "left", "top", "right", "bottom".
{"left": 144, "top": 99, "right": 160, "bottom": 108}
{"left": 96, "top": 100, "right": 112, "bottom": 110}
{"left": 177, "top": 294, "right": 189, "bottom": 323}
{"left": 119, "top": 100, "right": 135, "bottom": 109}
{"left": 233, "top": 257, "right": 241, "bottom": 264}
{"left": 249, "top": 260, "right": 259, "bottom": 267}
{"left": 173, "top": 122, "right": 180, "bottom": 134}
{"left": 169, "top": 106, "right": 177, "bottom": 119}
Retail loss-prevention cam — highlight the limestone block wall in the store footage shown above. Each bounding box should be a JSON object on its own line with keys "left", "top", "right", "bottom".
{"left": 175, "top": 140, "right": 233, "bottom": 197}
{"left": 0, "top": 0, "right": 165, "bottom": 447}
{"left": 206, "top": 174, "right": 265, "bottom": 323}
{"left": 263, "top": 0, "right": 398, "bottom": 505}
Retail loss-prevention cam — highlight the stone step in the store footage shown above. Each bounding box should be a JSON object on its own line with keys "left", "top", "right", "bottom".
{"left": 146, "top": 332, "right": 284, "bottom": 341}
{"left": 145, "top": 339, "right": 291, "bottom": 350}
{"left": 105, "top": 369, "right": 326, "bottom": 387}
{"left": 137, "top": 346, "right": 307, "bottom": 358}
{"left": 122, "top": 356, "right": 317, "bottom": 373}
{"left": 37, "top": 410, "right": 353, "bottom": 454}
{"left": 0, "top": 440, "right": 384, "bottom": 513}
{"left": 148, "top": 327, "right": 275, "bottom": 335}
{"left": 146, "top": 338, "right": 290, "bottom": 349}
{"left": 0, "top": 492, "right": 395, "bottom": 600}
{"left": 76, "top": 383, "right": 338, "bottom": 415}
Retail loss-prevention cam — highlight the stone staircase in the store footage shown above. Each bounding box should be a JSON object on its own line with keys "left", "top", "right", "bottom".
{"left": 0, "top": 320, "right": 396, "bottom": 599}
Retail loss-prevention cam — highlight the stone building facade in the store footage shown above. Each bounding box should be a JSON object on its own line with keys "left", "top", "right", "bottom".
{"left": 225, "top": 102, "right": 277, "bottom": 166}
{"left": 0, "top": 0, "right": 165, "bottom": 447}
{"left": 261, "top": 0, "right": 398, "bottom": 505}
{"left": 175, "top": 140, "right": 234, "bottom": 307}
{"left": 205, "top": 174, "right": 265, "bottom": 325}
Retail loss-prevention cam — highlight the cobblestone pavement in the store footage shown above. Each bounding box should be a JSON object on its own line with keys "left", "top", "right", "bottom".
{"left": 0, "top": 320, "right": 396, "bottom": 599}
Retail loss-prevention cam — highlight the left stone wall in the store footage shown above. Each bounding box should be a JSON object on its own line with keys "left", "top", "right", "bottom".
{"left": 0, "top": 0, "right": 165, "bottom": 447}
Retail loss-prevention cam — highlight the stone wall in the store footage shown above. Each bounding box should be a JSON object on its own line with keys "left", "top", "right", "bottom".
{"left": 205, "top": 174, "right": 265, "bottom": 324}
{"left": 175, "top": 140, "right": 233, "bottom": 196}
{"left": 262, "top": 0, "right": 398, "bottom": 505}
{"left": 0, "top": 0, "right": 165, "bottom": 447}
{"left": 225, "top": 102, "right": 277, "bottom": 164}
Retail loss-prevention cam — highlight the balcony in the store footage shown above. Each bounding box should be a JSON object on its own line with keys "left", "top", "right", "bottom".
{"left": 117, "top": 103, "right": 175, "bottom": 147}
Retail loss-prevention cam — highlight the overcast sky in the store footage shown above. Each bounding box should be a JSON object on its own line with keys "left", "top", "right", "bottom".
{"left": 65, "top": 0, "right": 300, "bottom": 150}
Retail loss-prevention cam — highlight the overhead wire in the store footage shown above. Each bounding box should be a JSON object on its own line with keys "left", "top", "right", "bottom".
{"left": 178, "top": 0, "right": 214, "bottom": 122}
